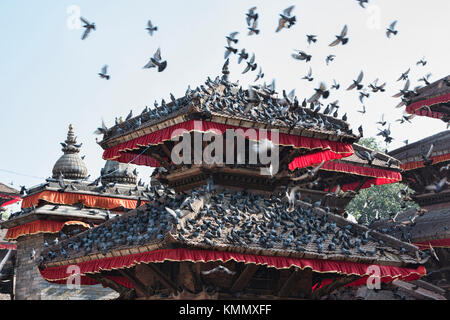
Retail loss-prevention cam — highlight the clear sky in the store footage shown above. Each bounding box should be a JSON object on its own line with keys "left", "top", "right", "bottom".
{"left": 0, "top": 0, "right": 449, "bottom": 189}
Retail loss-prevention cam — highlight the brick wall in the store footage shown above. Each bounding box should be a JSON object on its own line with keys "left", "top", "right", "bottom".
{"left": 14, "top": 233, "right": 118, "bottom": 300}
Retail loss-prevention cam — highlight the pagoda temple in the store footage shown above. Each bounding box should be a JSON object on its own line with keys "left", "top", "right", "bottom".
{"left": 0, "top": 125, "right": 149, "bottom": 300}
{"left": 37, "top": 73, "right": 429, "bottom": 300}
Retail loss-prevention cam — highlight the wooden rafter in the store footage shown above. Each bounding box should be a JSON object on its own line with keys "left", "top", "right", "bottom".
{"left": 118, "top": 269, "right": 148, "bottom": 297}
{"left": 87, "top": 274, "right": 136, "bottom": 300}
{"left": 230, "top": 264, "right": 259, "bottom": 292}
{"left": 279, "top": 267, "right": 312, "bottom": 298}
{"left": 311, "top": 275, "right": 361, "bottom": 300}
{"left": 140, "top": 263, "right": 180, "bottom": 293}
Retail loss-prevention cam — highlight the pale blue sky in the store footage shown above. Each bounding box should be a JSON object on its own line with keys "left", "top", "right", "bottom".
{"left": 1, "top": 0, "right": 449, "bottom": 189}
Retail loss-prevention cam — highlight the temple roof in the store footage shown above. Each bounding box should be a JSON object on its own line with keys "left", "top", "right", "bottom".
{"left": 404, "top": 74, "right": 450, "bottom": 121}
{"left": 371, "top": 207, "right": 450, "bottom": 245}
{"left": 389, "top": 130, "right": 450, "bottom": 167}
{"left": 101, "top": 160, "right": 138, "bottom": 185}
{"left": 0, "top": 183, "right": 19, "bottom": 196}
{"left": 1, "top": 178, "right": 148, "bottom": 227}
{"left": 98, "top": 76, "right": 359, "bottom": 151}
{"left": 39, "top": 182, "right": 426, "bottom": 269}
{"left": 52, "top": 124, "right": 88, "bottom": 180}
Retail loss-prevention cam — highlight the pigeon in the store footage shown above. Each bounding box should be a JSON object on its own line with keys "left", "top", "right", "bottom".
{"left": 369, "top": 78, "right": 386, "bottom": 92}
{"left": 329, "top": 25, "right": 349, "bottom": 46}
{"left": 248, "top": 19, "right": 260, "bottom": 36}
{"left": 418, "top": 73, "right": 432, "bottom": 86}
{"left": 98, "top": 65, "right": 110, "bottom": 80}
{"left": 285, "top": 186, "right": 301, "bottom": 209}
{"left": 238, "top": 49, "right": 249, "bottom": 64}
{"left": 242, "top": 53, "right": 257, "bottom": 74}
{"left": 355, "top": 150, "right": 377, "bottom": 165}
{"left": 308, "top": 82, "right": 330, "bottom": 103}
{"left": 359, "top": 90, "right": 370, "bottom": 103}
{"left": 58, "top": 173, "right": 68, "bottom": 192}
{"left": 254, "top": 67, "right": 264, "bottom": 82}
{"left": 19, "top": 186, "right": 27, "bottom": 195}
{"left": 302, "top": 67, "right": 313, "bottom": 82}
{"left": 357, "top": 105, "right": 366, "bottom": 114}
{"left": 94, "top": 119, "right": 108, "bottom": 136}
{"left": 143, "top": 47, "right": 167, "bottom": 72}
{"left": 376, "top": 114, "right": 386, "bottom": 126}
{"left": 421, "top": 144, "right": 434, "bottom": 166}
{"left": 416, "top": 57, "right": 427, "bottom": 66}
{"left": 306, "top": 35, "right": 317, "bottom": 44}
{"left": 292, "top": 161, "right": 325, "bottom": 182}
{"left": 386, "top": 21, "right": 398, "bottom": 38}
{"left": 201, "top": 266, "right": 235, "bottom": 276}
{"left": 276, "top": 5, "right": 296, "bottom": 32}
{"left": 356, "top": 0, "right": 369, "bottom": 8}
{"left": 347, "top": 71, "right": 364, "bottom": 91}
{"left": 292, "top": 50, "right": 312, "bottom": 62}
{"left": 425, "top": 178, "right": 448, "bottom": 193}
{"left": 226, "top": 32, "right": 239, "bottom": 46}
{"left": 30, "top": 248, "right": 36, "bottom": 260}
{"left": 325, "top": 55, "right": 336, "bottom": 65}
{"left": 224, "top": 46, "right": 238, "bottom": 59}
{"left": 397, "top": 68, "right": 410, "bottom": 81}
{"left": 80, "top": 17, "right": 96, "bottom": 40}
{"left": 246, "top": 7, "right": 258, "bottom": 26}
{"left": 146, "top": 20, "right": 158, "bottom": 36}
{"left": 331, "top": 79, "right": 340, "bottom": 90}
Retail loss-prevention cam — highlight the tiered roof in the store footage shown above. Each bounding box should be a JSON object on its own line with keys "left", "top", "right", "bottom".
{"left": 0, "top": 125, "right": 147, "bottom": 242}
{"left": 404, "top": 74, "right": 450, "bottom": 122}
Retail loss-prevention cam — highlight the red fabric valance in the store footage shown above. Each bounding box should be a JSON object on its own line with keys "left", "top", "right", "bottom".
{"left": 5, "top": 220, "right": 91, "bottom": 241}
{"left": 0, "top": 243, "right": 16, "bottom": 250}
{"left": 39, "top": 248, "right": 425, "bottom": 288}
{"left": 320, "top": 161, "right": 402, "bottom": 181}
{"left": 0, "top": 195, "right": 21, "bottom": 208}
{"left": 405, "top": 92, "right": 450, "bottom": 119}
{"left": 103, "top": 120, "right": 354, "bottom": 170}
{"left": 337, "top": 178, "right": 402, "bottom": 192}
{"left": 401, "top": 152, "right": 450, "bottom": 171}
{"left": 21, "top": 191, "right": 146, "bottom": 210}
{"left": 414, "top": 238, "right": 450, "bottom": 250}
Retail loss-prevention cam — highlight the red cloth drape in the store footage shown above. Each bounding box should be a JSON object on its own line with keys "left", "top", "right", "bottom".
{"left": 103, "top": 120, "right": 354, "bottom": 170}
{"left": 5, "top": 220, "right": 91, "bottom": 241}
{"left": 0, "top": 243, "right": 16, "bottom": 250}
{"left": 334, "top": 178, "right": 403, "bottom": 192}
{"left": 405, "top": 92, "right": 450, "bottom": 119}
{"left": 320, "top": 161, "right": 402, "bottom": 181}
{"left": 0, "top": 195, "right": 21, "bottom": 207}
{"left": 401, "top": 152, "right": 450, "bottom": 171}
{"left": 21, "top": 191, "right": 147, "bottom": 210}
{"left": 414, "top": 238, "right": 450, "bottom": 250}
{"left": 39, "top": 248, "right": 426, "bottom": 288}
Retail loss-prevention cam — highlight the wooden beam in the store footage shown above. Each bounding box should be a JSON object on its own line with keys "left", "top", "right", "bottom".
{"left": 118, "top": 269, "right": 148, "bottom": 297}
{"left": 230, "top": 264, "right": 259, "bottom": 292}
{"left": 311, "top": 275, "right": 361, "bottom": 300}
{"left": 279, "top": 267, "right": 309, "bottom": 298}
{"left": 88, "top": 274, "right": 135, "bottom": 300}
{"left": 140, "top": 263, "right": 180, "bottom": 293}
{"left": 296, "top": 268, "right": 313, "bottom": 298}
{"left": 354, "top": 177, "right": 369, "bottom": 193}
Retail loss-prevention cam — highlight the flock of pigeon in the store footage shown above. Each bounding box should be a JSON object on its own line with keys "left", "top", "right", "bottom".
{"left": 80, "top": 16, "right": 166, "bottom": 80}
{"left": 39, "top": 180, "right": 428, "bottom": 265}
{"left": 90, "top": 2, "right": 443, "bottom": 156}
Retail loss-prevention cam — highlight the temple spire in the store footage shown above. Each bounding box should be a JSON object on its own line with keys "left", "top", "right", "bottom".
{"left": 52, "top": 124, "right": 88, "bottom": 180}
